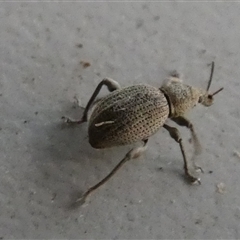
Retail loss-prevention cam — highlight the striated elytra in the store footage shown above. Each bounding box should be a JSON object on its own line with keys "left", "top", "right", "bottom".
{"left": 63, "top": 62, "right": 223, "bottom": 206}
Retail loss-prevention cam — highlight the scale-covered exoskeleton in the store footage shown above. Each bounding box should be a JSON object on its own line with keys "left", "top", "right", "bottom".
{"left": 63, "top": 62, "right": 223, "bottom": 206}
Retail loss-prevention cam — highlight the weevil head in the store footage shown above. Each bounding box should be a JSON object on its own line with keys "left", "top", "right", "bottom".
{"left": 198, "top": 87, "right": 223, "bottom": 107}
{"left": 198, "top": 61, "right": 224, "bottom": 107}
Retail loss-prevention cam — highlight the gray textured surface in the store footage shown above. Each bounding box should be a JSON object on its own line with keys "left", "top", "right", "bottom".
{"left": 0, "top": 2, "right": 240, "bottom": 239}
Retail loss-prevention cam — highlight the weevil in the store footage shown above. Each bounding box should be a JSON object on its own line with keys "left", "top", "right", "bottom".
{"left": 63, "top": 62, "right": 223, "bottom": 205}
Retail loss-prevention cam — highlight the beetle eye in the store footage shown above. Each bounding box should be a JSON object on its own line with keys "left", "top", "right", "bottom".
{"left": 208, "top": 94, "right": 213, "bottom": 100}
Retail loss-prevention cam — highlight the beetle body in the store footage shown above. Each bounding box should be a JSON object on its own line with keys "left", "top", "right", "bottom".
{"left": 64, "top": 62, "right": 223, "bottom": 205}
{"left": 88, "top": 84, "right": 169, "bottom": 148}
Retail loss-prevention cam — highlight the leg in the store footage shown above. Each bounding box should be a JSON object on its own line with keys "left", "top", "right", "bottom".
{"left": 63, "top": 78, "right": 121, "bottom": 124}
{"left": 171, "top": 116, "right": 203, "bottom": 172}
{"left": 74, "top": 140, "right": 148, "bottom": 206}
{"left": 171, "top": 116, "right": 202, "bottom": 155}
{"left": 163, "top": 124, "right": 201, "bottom": 184}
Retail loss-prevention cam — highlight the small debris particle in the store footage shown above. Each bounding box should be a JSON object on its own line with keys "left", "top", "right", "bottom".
{"left": 136, "top": 19, "right": 144, "bottom": 29}
{"left": 199, "top": 49, "right": 206, "bottom": 54}
{"left": 32, "top": 78, "right": 35, "bottom": 81}
{"left": 80, "top": 61, "right": 91, "bottom": 68}
{"left": 24, "top": 120, "right": 28, "bottom": 124}
{"left": 35, "top": 111, "right": 38, "bottom": 115}
{"left": 216, "top": 182, "right": 226, "bottom": 194}
{"left": 153, "top": 16, "right": 160, "bottom": 21}
{"left": 0, "top": 93, "right": 2, "bottom": 96}
{"left": 51, "top": 193, "right": 57, "bottom": 202}
{"left": 208, "top": 170, "right": 213, "bottom": 174}
{"left": 170, "top": 70, "right": 180, "bottom": 79}
{"left": 233, "top": 150, "right": 240, "bottom": 159}
{"left": 158, "top": 167, "right": 163, "bottom": 171}
{"left": 195, "top": 219, "right": 202, "bottom": 225}
{"left": 95, "top": 121, "right": 114, "bottom": 127}
{"left": 76, "top": 43, "right": 83, "bottom": 48}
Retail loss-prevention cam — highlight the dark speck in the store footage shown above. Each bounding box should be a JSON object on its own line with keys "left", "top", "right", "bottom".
{"left": 32, "top": 78, "right": 35, "bottom": 81}
{"left": 208, "top": 170, "right": 213, "bottom": 174}
{"left": 142, "top": 4, "right": 148, "bottom": 9}
{"left": 195, "top": 219, "right": 202, "bottom": 225}
{"left": 136, "top": 19, "right": 144, "bottom": 29}
{"left": 200, "top": 49, "right": 206, "bottom": 54}
{"left": 24, "top": 120, "right": 28, "bottom": 124}
{"left": 80, "top": 61, "right": 91, "bottom": 68}
{"left": 153, "top": 16, "right": 160, "bottom": 21}
{"left": 51, "top": 193, "right": 57, "bottom": 201}
{"left": 35, "top": 111, "right": 38, "bottom": 115}
{"left": 76, "top": 43, "right": 83, "bottom": 48}
{"left": 0, "top": 93, "right": 2, "bottom": 96}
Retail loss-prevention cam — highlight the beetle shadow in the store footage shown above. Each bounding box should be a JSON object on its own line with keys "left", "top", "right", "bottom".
{"left": 29, "top": 102, "right": 125, "bottom": 210}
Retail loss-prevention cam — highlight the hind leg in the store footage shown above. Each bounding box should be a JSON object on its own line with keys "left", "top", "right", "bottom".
{"left": 62, "top": 78, "right": 121, "bottom": 124}
{"left": 74, "top": 140, "right": 148, "bottom": 206}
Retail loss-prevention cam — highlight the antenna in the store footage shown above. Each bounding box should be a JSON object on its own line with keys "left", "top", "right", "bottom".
{"left": 211, "top": 87, "right": 224, "bottom": 97}
{"left": 207, "top": 61, "right": 215, "bottom": 92}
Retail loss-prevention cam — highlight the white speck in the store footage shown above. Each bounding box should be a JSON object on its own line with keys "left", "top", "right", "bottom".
{"left": 95, "top": 121, "right": 114, "bottom": 127}
{"left": 216, "top": 182, "right": 226, "bottom": 194}
{"left": 233, "top": 150, "right": 240, "bottom": 159}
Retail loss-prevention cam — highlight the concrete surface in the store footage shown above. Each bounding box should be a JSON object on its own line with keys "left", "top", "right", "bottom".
{"left": 0, "top": 2, "right": 240, "bottom": 239}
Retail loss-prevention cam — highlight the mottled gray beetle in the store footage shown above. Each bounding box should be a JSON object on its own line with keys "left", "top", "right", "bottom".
{"left": 63, "top": 62, "right": 223, "bottom": 205}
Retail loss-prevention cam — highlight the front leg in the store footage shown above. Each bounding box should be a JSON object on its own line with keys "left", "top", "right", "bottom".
{"left": 163, "top": 124, "right": 201, "bottom": 184}
{"left": 171, "top": 116, "right": 202, "bottom": 155}
{"left": 62, "top": 78, "right": 121, "bottom": 124}
{"left": 171, "top": 116, "right": 203, "bottom": 173}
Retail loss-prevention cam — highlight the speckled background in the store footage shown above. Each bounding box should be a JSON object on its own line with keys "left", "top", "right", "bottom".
{"left": 0, "top": 2, "right": 240, "bottom": 239}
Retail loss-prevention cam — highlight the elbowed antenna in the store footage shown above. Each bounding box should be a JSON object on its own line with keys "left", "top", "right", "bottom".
{"left": 211, "top": 87, "right": 224, "bottom": 97}
{"left": 206, "top": 61, "right": 215, "bottom": 92}
{"left": 205, "top": 61, "right": 224, "bottom": 98}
